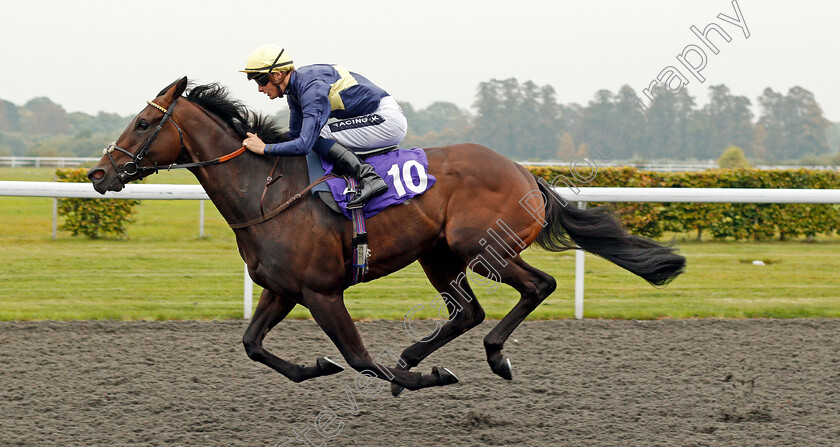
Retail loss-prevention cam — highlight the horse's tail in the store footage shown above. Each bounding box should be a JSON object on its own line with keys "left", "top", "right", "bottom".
{"left": 533, "top": 176, "right": 686, "bottom": 286}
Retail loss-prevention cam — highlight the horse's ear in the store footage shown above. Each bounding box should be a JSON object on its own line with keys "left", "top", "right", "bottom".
{"left": 156, "top": 76, "right": 189, "bottom": 98}
{"left": 172, "top": 76, "right": 188, "bottom": 98}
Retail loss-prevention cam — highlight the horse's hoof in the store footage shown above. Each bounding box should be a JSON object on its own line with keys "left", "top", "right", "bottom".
{"left": 432, "top": 366, "right": 460, "bottom": 386}
{"left": 317, "top": 357, "right": 345, "bottom": 376}
{"left": 391, "top": 383, "right": 406, "bottom": 397}
{"left": 490, "top": 356, "right": 513, "bottom": 381}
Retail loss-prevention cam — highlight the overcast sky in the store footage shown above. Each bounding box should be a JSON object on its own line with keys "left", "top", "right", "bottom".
{"left": 1, "top": 0, "right": 837, "bottom": 122}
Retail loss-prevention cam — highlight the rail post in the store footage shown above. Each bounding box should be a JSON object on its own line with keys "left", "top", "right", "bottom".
{"left": 199, "top": 200, "right": 205, "bottom": 238}
{"left": 574, "top": 201, "right": 586, "bottom": 319}
{"left": 243, "top": 263, "right": 253, "bottom": 319}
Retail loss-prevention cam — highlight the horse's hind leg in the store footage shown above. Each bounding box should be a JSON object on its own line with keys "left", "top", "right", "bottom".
{"left": 243, "top": 289, "right": 345, "bottom": 383}
{"left": 483, "top": 257, "right": 556, "bottom": 380}
{"left": 390, "top": 246, "right": 486, "bottom": 396}
{"left": 304, "top": 290, "right": 459, "bottom": 392}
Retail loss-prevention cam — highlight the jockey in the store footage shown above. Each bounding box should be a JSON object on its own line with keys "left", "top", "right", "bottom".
{"left": 240, "top": 44, "right": 408, "bottom": 208}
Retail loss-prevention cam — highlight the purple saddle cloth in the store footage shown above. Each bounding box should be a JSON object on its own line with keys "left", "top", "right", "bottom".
{"left": 321, "top": 148, "right": 436, "bottom": 219}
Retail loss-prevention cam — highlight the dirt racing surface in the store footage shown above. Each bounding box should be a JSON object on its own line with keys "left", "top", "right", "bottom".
{"left": 1, "top": 319, "right": 838, "bottom": 446}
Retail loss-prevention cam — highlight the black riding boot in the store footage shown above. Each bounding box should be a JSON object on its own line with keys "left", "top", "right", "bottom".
{"left": 327, "top": 144, "right": 388, "bottom": 208}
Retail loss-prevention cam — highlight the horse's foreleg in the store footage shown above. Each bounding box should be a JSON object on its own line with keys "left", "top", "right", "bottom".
{"left": 304, "top": 291, "right": 459, "bottom": 392}
{"left": 390, "top": 248, "right": 485, "bottom": 396}
{"left": 243, "top": 289, "right": 344, "bottom": 382}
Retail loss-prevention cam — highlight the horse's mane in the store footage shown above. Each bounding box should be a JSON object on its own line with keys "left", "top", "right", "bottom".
{"left": 182, "top": 83, "right": 289, "bottom": 143}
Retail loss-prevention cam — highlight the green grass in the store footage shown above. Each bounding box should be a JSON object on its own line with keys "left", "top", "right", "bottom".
{"left": 2, "top": 167, "right": 839, "bottom": 321}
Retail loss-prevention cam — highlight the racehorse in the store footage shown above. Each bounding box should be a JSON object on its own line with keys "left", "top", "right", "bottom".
{"left": 88, "top": 77, "right": 685, "bottom": 395}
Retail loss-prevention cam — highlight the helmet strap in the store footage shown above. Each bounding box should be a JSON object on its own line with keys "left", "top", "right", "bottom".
{"left": 267, "top": 49, "right": 287, "bottom": 97}
{"left": 275, "top": 71, "right": 290, "bottom": 98}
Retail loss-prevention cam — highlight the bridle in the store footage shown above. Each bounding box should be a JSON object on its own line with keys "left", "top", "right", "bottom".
{"left": 101, "top": 93, "right": 336, "bottom": 230}
{"left": 103, "top": 96, "right": 247, "bottom": 190}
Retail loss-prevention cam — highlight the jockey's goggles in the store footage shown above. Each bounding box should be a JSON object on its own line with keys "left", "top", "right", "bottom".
{"left": 249, "top": 72, "right": 270, "bottom": 86}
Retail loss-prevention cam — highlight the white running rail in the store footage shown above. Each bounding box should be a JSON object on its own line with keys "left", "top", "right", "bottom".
{"left": 2, "top": 181, "right": 839, "bottom": 319}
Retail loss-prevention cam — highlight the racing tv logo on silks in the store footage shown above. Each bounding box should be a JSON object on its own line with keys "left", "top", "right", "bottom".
{"left": 329, "top": 114, "right": 385, "bottom": 132}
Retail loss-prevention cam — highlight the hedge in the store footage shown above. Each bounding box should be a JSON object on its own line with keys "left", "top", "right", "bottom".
{"left": 526, "top": 166, "right": 840, "bottom": 241}
{"left": 55, "top": 168, "right": 141, "bottom": 239}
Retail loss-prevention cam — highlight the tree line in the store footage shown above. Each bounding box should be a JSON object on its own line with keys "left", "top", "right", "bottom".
{"left": 2, "top": 80, "right": 838, "bottom": 164}
{"left": 0, "top": 97, "right": 130, "bottom": 158}
{"left": 402, "top": 79, "right": 839, "bottom": 165}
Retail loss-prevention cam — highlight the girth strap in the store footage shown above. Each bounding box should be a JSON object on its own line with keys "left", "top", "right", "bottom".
{"left": 347, "top": 177, "right": 370, "bottom": 285}
{"left": 229, "top": 172, "right": 372, "bottom": 285}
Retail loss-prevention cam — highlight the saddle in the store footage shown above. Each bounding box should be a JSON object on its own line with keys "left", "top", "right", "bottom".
{"left": 304, "top": 147, "right": 436, "bottom": 285}
{"left": 305, "top": 146, "right": 397, "bottom": 214}
{"left": 305, "top": 150, "right": 342, "bottom": 214}
{"left": 306, "top": 147, "right": 433, "bottom": 220}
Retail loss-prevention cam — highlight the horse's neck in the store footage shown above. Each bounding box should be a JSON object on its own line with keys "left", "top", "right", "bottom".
{"left": 183, "top": 122, "right": 309, "bottom": 226}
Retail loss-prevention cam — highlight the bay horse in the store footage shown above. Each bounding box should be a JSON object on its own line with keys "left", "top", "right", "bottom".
{"left": 88, "top": 77, "right": 685, "bottom": 395}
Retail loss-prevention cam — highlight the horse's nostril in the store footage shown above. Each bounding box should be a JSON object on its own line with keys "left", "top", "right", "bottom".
{"left": 89, "top": 169, "right": 105, "bottom": 180}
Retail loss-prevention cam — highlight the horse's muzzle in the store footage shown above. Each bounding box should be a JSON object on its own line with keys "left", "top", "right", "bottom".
{"left": 87, "top": 167, "right": 123, "bottom": 194}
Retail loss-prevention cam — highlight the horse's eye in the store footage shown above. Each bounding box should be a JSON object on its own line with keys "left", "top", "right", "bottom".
{"left": 136, "top": 120, "right": 149, "bottom": 131}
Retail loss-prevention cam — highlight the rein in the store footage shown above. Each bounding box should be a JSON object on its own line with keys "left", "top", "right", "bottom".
{"left": 106, "top": 95, "right": 337, "bottom": 231}
{"left": 229, "top": 173, "right": 337, "bottom": 229}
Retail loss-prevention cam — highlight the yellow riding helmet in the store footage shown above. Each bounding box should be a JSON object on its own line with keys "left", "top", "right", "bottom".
{"left": 240, "top": 44, "right": 294, "bottom": 77}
